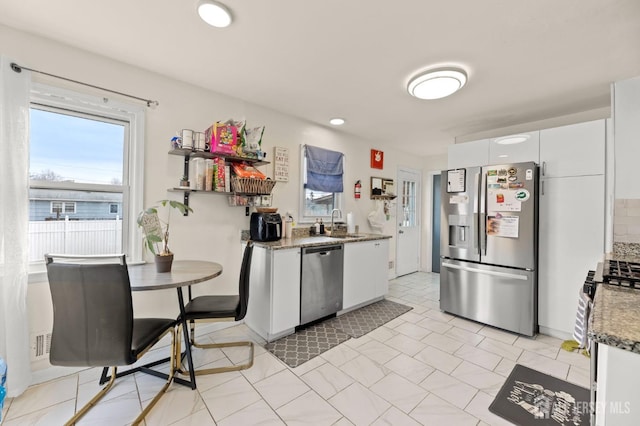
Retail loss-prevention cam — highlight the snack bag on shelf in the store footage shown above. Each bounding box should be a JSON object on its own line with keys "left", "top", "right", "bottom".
{"left": 231, "top": 162, "right": 266, "bottom": 179}
{"left": 244, "top": 125, "right": 265, "bottom": 154}
{"left": 205, "top": 121, "right": 238, "bottom": 155}
{"left": 215, "top": 157, "right": 226, "bottom": 192}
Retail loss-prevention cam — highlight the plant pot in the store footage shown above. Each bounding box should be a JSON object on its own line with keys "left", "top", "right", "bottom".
{"left": 155, "top": 254, "right": 174, "bottom": 273}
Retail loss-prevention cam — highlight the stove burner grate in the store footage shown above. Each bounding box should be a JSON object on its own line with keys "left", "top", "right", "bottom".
{"left": 602, "top": 260, "right": 640, "bottom": 289}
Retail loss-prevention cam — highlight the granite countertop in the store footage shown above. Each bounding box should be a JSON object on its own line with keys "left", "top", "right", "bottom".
{"left": 588, "top": 252, "right": 640, "bottom": 353}
{"left": 250, "top": 233, "right": 392, "bottom": 250}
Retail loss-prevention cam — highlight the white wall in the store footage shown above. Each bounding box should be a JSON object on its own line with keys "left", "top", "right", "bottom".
{"left": 613, "top": 76, "right": 640, "bottom": 199}
{"left": 0, "top": 24, "right": 430, "bottom": 373}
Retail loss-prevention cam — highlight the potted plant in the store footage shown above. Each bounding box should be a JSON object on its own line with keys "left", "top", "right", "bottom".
{"left": 179, "top": 175, "right": 190, "bottom": 188}
{"left": 137, "top": 199, "right": 193, "bottom": 272}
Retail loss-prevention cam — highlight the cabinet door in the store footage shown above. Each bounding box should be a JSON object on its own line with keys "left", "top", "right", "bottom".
{"left": 448, "top": 139, "right": 489, "bottom": 169}
{"left": 488, "top": 131, "right": 540, "bottom": 165}
{"left": 538, "top": 175, "right": 604, "bottom": 336}
{"left": 540, "top": 120, "right": 605, "bottom": 177}
{"left": 343, "top": 241, "right": 377, "bottom": 309}
{"left": 271, "top": 248, "right": 301, "bottom": 334}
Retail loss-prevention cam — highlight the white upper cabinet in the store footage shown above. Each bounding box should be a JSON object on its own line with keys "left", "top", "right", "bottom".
{"left": 539, "top": 120, "right": 606, "bottom": 177}
{"left": 488, "top": 131, "right": 540, "bottom": 165}
{"left": 447, "top": 139, "right": 489, "bottom": 169}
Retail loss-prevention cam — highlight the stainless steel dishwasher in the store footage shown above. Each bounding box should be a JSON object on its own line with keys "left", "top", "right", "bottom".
{"left": 300, "top": 244, "right": 344, "bottom": 325}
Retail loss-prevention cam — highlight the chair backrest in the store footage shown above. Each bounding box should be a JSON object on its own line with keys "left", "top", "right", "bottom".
{"left": 45, "top": 254, "right": 136, "bottom": 367}
{"left": 235, "top": 241, "right": 254, "bottom": 321}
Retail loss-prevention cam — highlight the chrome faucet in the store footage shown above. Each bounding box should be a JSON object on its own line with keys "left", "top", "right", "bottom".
{"left": 331, "top": 209, "right": 342, "bottom": 233}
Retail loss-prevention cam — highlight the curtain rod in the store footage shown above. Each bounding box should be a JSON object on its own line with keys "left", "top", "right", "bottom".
{"left": 10, "top": 62, "right": 159, "bottom": 107}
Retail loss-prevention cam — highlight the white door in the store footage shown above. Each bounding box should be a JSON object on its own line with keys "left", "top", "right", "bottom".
{"left": 396, "top": 168, "right": 421, "bottom": 276}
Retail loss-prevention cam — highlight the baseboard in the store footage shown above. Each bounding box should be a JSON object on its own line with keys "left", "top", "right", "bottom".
{"left": 539, "top": 325, "right": 573, "bottom": 341}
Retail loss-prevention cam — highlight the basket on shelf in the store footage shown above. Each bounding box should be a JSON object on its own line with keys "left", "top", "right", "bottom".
{"left": 231, "top": 177, "right": 276, "bottom": 194}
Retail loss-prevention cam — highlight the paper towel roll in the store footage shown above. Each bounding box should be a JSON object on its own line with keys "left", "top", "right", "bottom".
{"left": 347, "top": 212, "right": 355, "bottom": 234}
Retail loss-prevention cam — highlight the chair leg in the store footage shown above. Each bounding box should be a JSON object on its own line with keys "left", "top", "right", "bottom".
{"left": 176, "top": 322, "right": 255, "bottom": 376}
{"left": 65, "top": 366, "right": 118, "bottom": 426}
{"left": 131, "top": 328, "right": 176, "bottom": 426}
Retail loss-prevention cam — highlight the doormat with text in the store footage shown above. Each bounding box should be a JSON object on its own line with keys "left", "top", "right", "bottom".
{"left": 265, "top": 299, "right": 412, "bottom": 368}
{"left": 489, "top": 364, "right": 590, "bottom": 425}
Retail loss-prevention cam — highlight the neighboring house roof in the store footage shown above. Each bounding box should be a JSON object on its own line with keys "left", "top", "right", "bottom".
{"left": 29, "top": 188, "right": 122, "bottom": 203}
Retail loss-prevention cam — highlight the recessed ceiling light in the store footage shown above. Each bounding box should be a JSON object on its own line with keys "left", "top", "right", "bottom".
{"left": 498, "top": 154, "right": 509, "bottom": 158}
{"left": 329, "top": 118, "right": 345, "bottom": 126}
{"left": 407, "top": 67, "right": 467, "bottom": 100}
{"left": 197, "top": 0, "right": 232, "bottom": 28}
{"left": 495, "top": 134, "right": 530, "bottom": 145}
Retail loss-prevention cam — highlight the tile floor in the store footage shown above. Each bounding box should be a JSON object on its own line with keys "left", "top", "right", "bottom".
{"left": 1, "top": 272, "right": 590, "bottom": 425}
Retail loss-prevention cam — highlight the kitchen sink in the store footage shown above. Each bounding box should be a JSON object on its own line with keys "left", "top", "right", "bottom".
{"left": 328, "top": 234, "right": 366, "bottom": 239}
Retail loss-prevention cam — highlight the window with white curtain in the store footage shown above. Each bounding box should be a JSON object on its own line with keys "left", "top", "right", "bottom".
{"left": 28, "top": 83, "right": 144, "bottom": 270}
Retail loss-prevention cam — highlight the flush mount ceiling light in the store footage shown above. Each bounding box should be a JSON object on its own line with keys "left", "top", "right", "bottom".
{"left": 329, "top": 118, "right": 345, "bottom": 126}
{"left": 407, "top": 67, "right": 467, "bottom": 100}
{"left": 495, "top": 134, "right": 530, "bottom": 145}
{"left": 197, "top": 0, "right": 232, "bottom": 28}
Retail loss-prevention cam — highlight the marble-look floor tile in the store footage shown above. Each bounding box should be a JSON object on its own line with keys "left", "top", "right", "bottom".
{"left": 289, "top": 353, "right": 327, "bottom": 376}
{"left": 169, "top": 408, "right": 216, "bottom": 425}
{"left": 5, "top": 375, "right": 77, "bottom": 420}
{"left": 277, "top": 390, "right": 342, "bottom": 426}
{"left": 218, "top": 400, "right": 285, "bottom": 426}
{"left": 454, "top": 344, "right": 502, "bottom": 371}
{"left": 398, "top": 311, "right": 425, "bottom": 324}
{"left": 182, "top": 357, "right": 241, "bottom": 393}
{"left": 384, "top": 353, "right": 434, "bottom": 385}
{"left": 493, "top": 358, "right": 517, "bottom": 378}
{"left": 329, "top": 382, "right": 391, "bottom": 425}
{"left": 200, "top": 376, "right": 262, "bottom": 422}
{"left": 76, "top": 375, "right": 137, "bottom": 408}
{"left": 372, "top": 406, "right": 422, "bottom": 426}
{"left": 369, "top": 373, "right": 428, "bottom": 414}
{"left": 321, "top": 342, "right": 360, "bottom": 367}
{"left": 446, "top": 326, "right": 485, "bottom": 346}
{"left": 366, "top": 326, "right": 397, "bottom": 343}
{"left": 393, "top": 322, "right": 431, "bottom": 340}
{"left": 449, "top": 317, "right": 484, "bottom": 333}
{"left": 383, "top": 317, "right": 406, "bottom": 329}
{"left": 253, "top": 369, "right": 310, "bottom": 409}
{"left": 401, "top": 302, "right": 429, "bottom": 315}
{"left": 420, "top": 370, "right": 478, "bottom": 410}
{"left": 384, "top": 333, "right": 427, "bottom": 356}
{"left": 339, "top": 355, "right": 386, "bottom": 387}
{"left": 421, "top": 332, "right": 464, "bottom": 354}
{"left": 343, "top": 334, "right": 373, "bottom": 349}
{"left": 414, "top": 346, "right": 463, "bottom": 374}
{"left": 477, "top": 326, "right": 518, "bottom": 345}
{"left": 566, "top": 365, "right": 590, "bottom": 389}
{"left": 416, "top": 317, "right": 453, "bottom": 334}
{"left": 356, "top": 340, "right": 400, "bottom": 365}
{"left": 76, "top": 390, "right": 142, "bottom": 426}
{"left": 3, "top": 399, "right": 75, "bottom": 426}
{"left": 410, "top": 393, "right": 479, "bottom": 426}
{"left": 451, "top": 361, "right": 506, "bottom": 397}
{"left": 556, "top": 347, "right": 591, "bottom": 370}
{"left": 464, "top": 391, "right": 514, "bottom": 426}
{"left": 517, "top": 350, "right": 570, "bottom": 381}
{"left": 423, "top": 309, "right": 455, "bottom": 324}
{"left": 513, "top": 336, "right": 560, "bottom": 359}
{"left": 241, "top": 352, "right": 287, "bottom": 384}
{"left": 301, "top": 362, "right": 354, "bottom": 399}
{"left": 477, "top": 337, "right": 523, "bottom": 361}
{"left": 143, "top": 385, "right": 206, "bottom": 426}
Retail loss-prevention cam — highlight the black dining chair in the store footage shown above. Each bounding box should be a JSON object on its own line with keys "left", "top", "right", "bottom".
{"left": 45, "top": 254, "right": 177, "bottom": 426}
{"left": 176, "top": 240, "right": 255, "bottom": 376}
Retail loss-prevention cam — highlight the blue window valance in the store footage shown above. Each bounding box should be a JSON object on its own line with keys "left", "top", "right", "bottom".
{"left": 305, "top": 145, "right": 344, "bottom": 193}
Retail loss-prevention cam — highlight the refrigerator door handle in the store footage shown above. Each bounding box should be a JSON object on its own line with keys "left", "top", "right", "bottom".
{"left": 479, "top": 171, "right": 487, "bottom": 256}
{"left": 441, "top": 262, "right": 529, "bottom": 281}
{"left": 473, "top": 172, "right": 480, "bottom": 253}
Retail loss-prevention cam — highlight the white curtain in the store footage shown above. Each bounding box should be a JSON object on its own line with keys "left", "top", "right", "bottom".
{"left": 0, "top": 56, "right": 32, "bottom": 396}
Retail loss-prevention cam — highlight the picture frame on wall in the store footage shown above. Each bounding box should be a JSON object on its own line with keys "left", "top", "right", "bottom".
{"left": 370, "top": 149, "right": 384, "bottom": 169}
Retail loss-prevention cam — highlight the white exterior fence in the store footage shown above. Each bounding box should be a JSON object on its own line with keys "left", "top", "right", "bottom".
{"left": 29, "top": 217, "right": 122, "bottom": 262}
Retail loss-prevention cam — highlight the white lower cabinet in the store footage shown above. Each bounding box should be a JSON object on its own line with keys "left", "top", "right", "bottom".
{"left": 538, "top": 175, "right": 604, "bottom": 337}
{"left": 343, "top": 239, "right": 389, "bottom": 310}
{"left": 245, "top": 246, "right": 301, "bottom": 342}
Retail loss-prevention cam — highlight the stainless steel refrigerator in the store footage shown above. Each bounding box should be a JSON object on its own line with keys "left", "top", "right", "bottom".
{"left": 440, "top": 162, "right": 538, "bottom": 336}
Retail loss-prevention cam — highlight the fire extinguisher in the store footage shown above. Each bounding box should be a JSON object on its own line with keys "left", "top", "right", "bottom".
{"left": 354, "top": 180, "right": 361, "bottom": 199}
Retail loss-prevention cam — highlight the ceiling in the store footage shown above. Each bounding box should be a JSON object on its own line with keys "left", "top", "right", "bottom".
{"left": 2, "top": 0, "right": 639, "bottom": 156}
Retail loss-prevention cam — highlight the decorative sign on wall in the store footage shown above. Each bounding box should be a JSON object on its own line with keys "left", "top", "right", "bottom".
{"left": 274, "top": 146, "right": 289, "bottom": 182}
{"left": 370, "top": 149, "right": 384, "bottom": 169}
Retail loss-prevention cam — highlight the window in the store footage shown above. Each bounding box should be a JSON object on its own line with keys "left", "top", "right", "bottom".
{"left": 299, "top": 145, "right": 343, "bottom": 222}
{"left": 28, "top": 84, "right": 144, "bottom": 269}
{"left": 50, "top": 201, "right": 76, "bottom": 215}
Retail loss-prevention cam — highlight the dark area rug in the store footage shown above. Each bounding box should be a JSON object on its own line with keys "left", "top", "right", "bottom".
{"left": 265, "top": 299, "right": 412, "bottom": 368}
{"left": 489, "top": 364, "right": 590, "bottom": 425}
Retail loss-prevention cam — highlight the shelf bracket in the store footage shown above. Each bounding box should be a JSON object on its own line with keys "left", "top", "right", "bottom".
{"left": 183, "top": 156, "right": 190, "bottom": 180}
{"left": 183, "top": 192, "right": 190, "bottom": 216}
{"left": 245, "top": 206, "right": 250, "bottom": 216}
